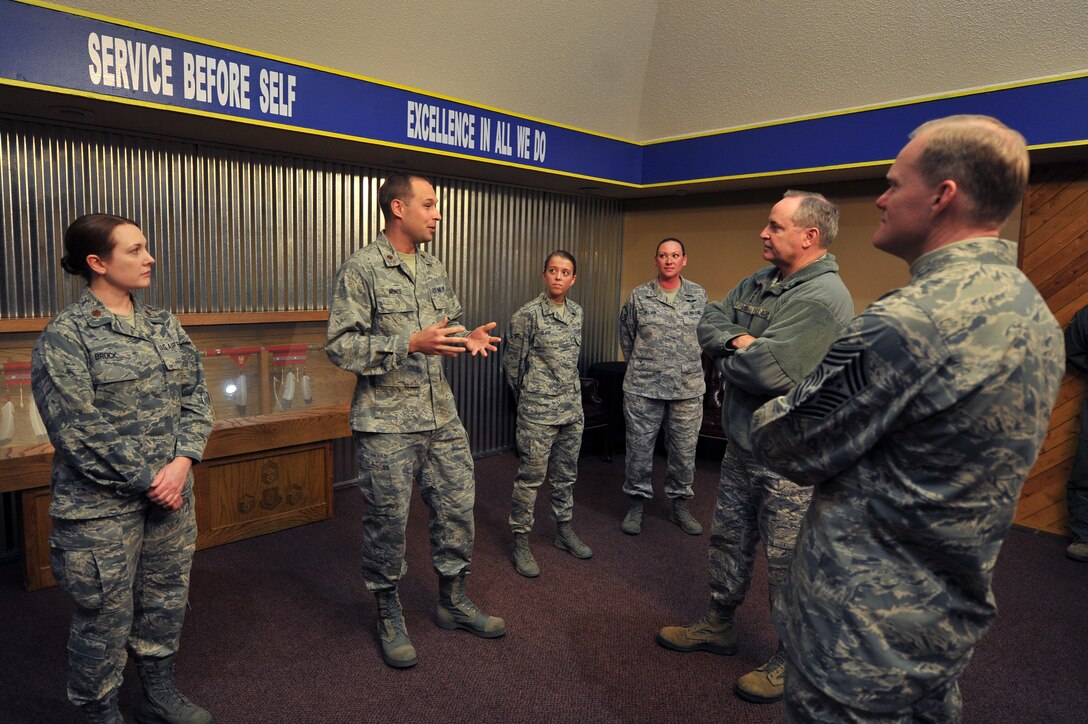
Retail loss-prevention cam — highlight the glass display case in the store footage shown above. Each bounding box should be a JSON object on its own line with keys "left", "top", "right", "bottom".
{"left": 192, "top": 326, "right": 355, "bottom": 422}
{"left": 0, "top": 319, "right": 355, "bottom": 589}
{"left": 0, "top": 322, "right": 355, "bottom": 449}
{"left": 0, "top": 360, "right": 47, "bottom": 448}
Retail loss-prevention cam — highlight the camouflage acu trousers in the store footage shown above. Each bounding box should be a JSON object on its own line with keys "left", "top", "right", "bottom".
{"left": 355, "top": 418, "right": 475, "bottom": 592}
{"left": 49, "top": 496, "right": 198, "bottom": 705}
{"left": 621, "top": 392, "right": 702, "bottom": 500}
{"left": 708, "top": 444, "right": 811, "bottom": 612}
{"left": 510, "top": 416, "right": 583, "bottom": 534}
{"left": 783, "top": 659, "right": 962, "bottom": 724}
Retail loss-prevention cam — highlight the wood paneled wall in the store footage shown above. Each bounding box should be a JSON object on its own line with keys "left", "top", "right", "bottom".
{"left": 1016, "top": 162, "right": 1088, "bottom": 535}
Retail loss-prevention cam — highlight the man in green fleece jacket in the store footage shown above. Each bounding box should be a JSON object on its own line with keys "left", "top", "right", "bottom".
{"left": 656, "top": 190, "right": 854, "bottom": 704}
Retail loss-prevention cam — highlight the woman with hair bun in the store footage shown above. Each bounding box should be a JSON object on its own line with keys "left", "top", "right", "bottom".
{"left": 31, "top": 214, "right": 213, "bottom": 723}
{"left": 502, "top": 250, "right": 591, "bottom": 577}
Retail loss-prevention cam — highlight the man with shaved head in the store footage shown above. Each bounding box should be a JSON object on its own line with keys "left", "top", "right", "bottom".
{"left": 751, "top": 116, "right": 1065, "bottom": 720}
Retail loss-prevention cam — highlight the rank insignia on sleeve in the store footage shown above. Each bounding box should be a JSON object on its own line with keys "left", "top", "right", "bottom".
{"left": 792, "top": 344, "right": 869, "bottom": 419}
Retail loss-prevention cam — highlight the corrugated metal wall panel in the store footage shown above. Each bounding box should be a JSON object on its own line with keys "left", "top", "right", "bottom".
{"left": 0, "top": 116, "right": 623, "bottom": 454}
{"left": 332, "top": 436, "right": 359, "bottom": 488}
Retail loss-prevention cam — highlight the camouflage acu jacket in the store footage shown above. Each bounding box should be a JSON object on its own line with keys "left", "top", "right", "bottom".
{"left": 751, "top": 238, "right": 1064, "bottom": 712}
{"left": 502, "top": 293, "right": 583, "bottom": 426}
{"left": 31, "top": 288, "right": 212, "bottom": 520}
{"left": 698, "top": 253, "right": 853, "bottom": 452}
{"left": 619, "top": 277, "right": 707, "bottom": 400}
{"left": 326, "top": 233, "right": 465, "bottom": 433}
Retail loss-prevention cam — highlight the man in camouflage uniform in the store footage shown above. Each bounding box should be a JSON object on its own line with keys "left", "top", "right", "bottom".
{"left": 32, "top": 215, "right": 214, "bottom": 724}
{"left": 751, "top": 116, "right": 1065, "bottom": 721}
{"left": 1062, "top": 304, "right": 1088, "bottom": 562}
{"left": 326, "top": 172, "right": 506, "bottom": 669}
{"left": 618, "top": 238, "right": 707, "bottom": 536}
{"left": 502, "top": 250, "right": 591, "bottom": 577}
{"left": 656, "top": 191, "right": 853, "bottom": 705}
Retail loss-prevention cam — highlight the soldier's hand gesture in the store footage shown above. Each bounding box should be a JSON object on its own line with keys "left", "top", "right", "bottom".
{"left": 410, "top": 317, "right": 468, "bottom": 357}
{"left": 463, "top": 322, "right": 501, "bottom": 357}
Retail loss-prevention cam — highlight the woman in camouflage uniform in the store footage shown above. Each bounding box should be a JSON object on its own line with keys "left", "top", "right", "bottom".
{"left": 502, "top": 250, "right": 591, "bottom": 577}
{"left": 31, "top": 214, "right": 213, "bottom": 724}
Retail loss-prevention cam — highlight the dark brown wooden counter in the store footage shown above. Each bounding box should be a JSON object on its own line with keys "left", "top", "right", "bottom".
{"left": 2, "top": 405, "right": 351, "bottom": 590}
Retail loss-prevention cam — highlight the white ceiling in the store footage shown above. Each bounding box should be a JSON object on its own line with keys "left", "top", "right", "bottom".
{"left": 55, "top": 0, "right": 1088, "bottom": 142}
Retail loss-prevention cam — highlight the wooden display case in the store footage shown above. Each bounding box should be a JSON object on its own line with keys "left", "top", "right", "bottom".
{"left": 1, "top": 317, "right": 355, "bottom": 590}
{"left": 194, "top": 442, "right": 333, "bottom": 549}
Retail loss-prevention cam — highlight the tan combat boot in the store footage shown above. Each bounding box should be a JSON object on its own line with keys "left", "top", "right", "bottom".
{"left": 81, "top": 691, "right": 122, "bottom": 724}
{"left": 669, "top": 498, "right": 703, "bottom": 535}
{"left": 435, "top": 573, "right": 507, "bottom": 637}
{"left": 734, "top": 646, "right": 787, "bottom": 703}
{"left": 511, "top": 533, "right": 540, "bottom": 577}
{"left": 134, "top": 654, "right": 213, "bottom": 723}
{"left": 620, "top": 500, "right": 644, "bottom": 535}
{"left": 375, "top": 589, "right": 418, "bottom": 668}
{"left": 656, "top": 604, "right": 738, "bottom": 655}
{"left": 555, "top": 522, "right": 592, "bottom": 559}
{"left": 1067, "top": 541, "right": 1088, "bottom": 562}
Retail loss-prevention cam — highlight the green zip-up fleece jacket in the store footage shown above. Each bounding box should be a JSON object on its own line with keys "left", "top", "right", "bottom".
{"left": 698, "top": 253, "right": 853, "bottom": 453}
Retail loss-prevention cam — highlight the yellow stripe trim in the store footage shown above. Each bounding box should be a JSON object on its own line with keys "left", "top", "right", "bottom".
{"left": 643, "top": 70, "right": 1088, "bottom": 145}
{"left": 15, "top": 0, "right": 640, "bottom": 145}
{"left": 639, "top": 160, "right": 895, "bottom": 189}
{"left": 0, "top": 78, "right": 642, "bottom": 188}
{"left": 1028, "top": 139, "right": 1088, "bottom": 152}
{"left": 14, "top": 1, "right": 1088, "bottom": 149}
{"left": 10, "top": 2, "right": 1088, "bottom": 187}
{"left": 8, "top": 76, "right": 1088, "bottom": 190}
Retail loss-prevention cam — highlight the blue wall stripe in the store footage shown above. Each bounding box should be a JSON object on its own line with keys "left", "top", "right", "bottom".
{"left": 2, "top": 0, "right": 1087, "bottom": 189}
{"left": 641, "top": 77, "right": 1088, "bottom": 185}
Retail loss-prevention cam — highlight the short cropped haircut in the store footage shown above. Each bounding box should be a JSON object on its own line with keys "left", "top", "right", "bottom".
{"left": 910, "top": 115, "right": 1029, "bottom": 226}
{"left": 656, "top": 237, "right": 686, "bottom": 255}
{"left": 379, "top": 172, "right": 432, "bottom": 221}
{"left": 544, "top": 249, "right": 577, "bottom": 276}
{"left": 783, "top": 190, "right": 839, "bottom": 247}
